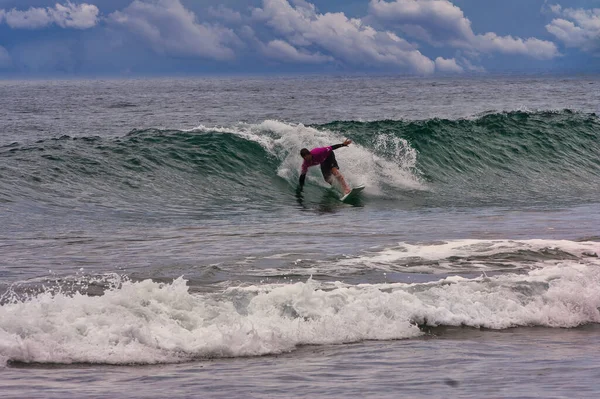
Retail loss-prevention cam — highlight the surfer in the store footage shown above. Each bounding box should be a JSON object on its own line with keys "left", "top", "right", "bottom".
{"left": 298, "top": 139, "right": 352, "bottom": 195}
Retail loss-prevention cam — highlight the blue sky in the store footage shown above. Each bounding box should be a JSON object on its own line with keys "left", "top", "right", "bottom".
{"left": 0, "top": 0, "right": 598, "bottom": 77}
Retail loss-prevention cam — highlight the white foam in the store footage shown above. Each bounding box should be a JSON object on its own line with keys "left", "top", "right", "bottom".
{"left": 190, "top": 120, "right": 425, "bottom": 194}
{"left": 2, "top": 255, "right": 600, "bottom": 366}
{"left": 334, "top": 239, "right": 600, "bottom": 273}
{"left": 239, "top": 239, "right": 600, "bottom": 277}
{"left": 0, "top": 277, "right": 419, "bottom": 366}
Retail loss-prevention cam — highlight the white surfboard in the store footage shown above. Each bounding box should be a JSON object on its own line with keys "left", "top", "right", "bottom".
{"left": 340, "top": 185, "right": 365, "bottom": 202}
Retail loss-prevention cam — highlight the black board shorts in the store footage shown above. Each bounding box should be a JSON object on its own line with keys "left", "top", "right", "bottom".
{"left": 320, "top": 151, "right": 339, "bottom": 180}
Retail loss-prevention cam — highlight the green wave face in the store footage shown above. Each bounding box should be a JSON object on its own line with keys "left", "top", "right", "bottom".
{"left": 1, "top": 111, "right": 599, "bottom": 213}
{"left": 0, "top": 129, "right": 285, "bottom": 215}
{"left": 322, "top": 110, "right": 600, "bottom": 206}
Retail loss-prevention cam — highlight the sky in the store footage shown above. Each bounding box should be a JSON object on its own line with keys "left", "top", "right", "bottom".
{"left": 0, "top": 0, "right": 598, "bottom": 77}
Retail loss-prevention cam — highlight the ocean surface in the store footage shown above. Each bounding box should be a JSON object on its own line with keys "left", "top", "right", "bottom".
{"left": 1, "top": 75, "right": 600, "bottom": 398}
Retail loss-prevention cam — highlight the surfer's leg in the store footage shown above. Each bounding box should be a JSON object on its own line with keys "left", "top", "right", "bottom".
{"left": 322, "top": 169, "right": 333, "bottom": 185}
{"left": 321, "top": 154, "right": 335, "bottom": 185}
{"left": 321, "top": 152, "right": 350, "bottom": 193}
{"left": 331, "top": 167, "right": 351, "bottom": 194}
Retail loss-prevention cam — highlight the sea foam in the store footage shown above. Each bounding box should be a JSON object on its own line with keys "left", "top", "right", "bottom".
{"left": 1, "top": 253, "right": 599, "bottom": 366}
{"left": 191, "top": 120, "right": 425, "bottom": 194}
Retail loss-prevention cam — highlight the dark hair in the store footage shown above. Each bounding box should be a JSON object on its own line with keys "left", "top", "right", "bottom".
{"left": 300, "top": 148, "right": 310, "bottom": 158}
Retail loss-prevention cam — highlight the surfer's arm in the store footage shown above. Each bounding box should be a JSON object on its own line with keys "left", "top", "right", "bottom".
{"left": 299, "top": 161, "right": 308, "bottom": 190}
{"left": 331, "top": 139, "right": 352, "bottom": 151}
{"left": 299, "top": 173, "right": 306, "bottom": 189}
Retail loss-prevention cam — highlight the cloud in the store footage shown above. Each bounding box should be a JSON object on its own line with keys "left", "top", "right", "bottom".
{"left": 369, "top": 0, "right": 560, "bottom": 60}
{"left": 262, "top": 39, "right": 333, "bottom": 63}
{"left": 0, "top": 0, "right": 576, "bottom": 75}
{"left": 369, "top": 0, "right": 472, "bottom": 44}
{"left": 108, "top": 0, "right": 239, "bottom": 61}
{"left": 52, "top": 2, "right": 99, "bottom": 29}
{"left": 457, "top": 55, "right": 486, "bottom": 73}
{"left": 472, "top": 33, "right": 560, "bottom": 59}
{"left": 208, "top": 5, "right": 243, "bottom": 24}
{"left": 0, "top": 45, "right": 11, "bottom": 68}
{"left": 546, "top": 5, "right": 600, "bottom": 54}
{"left": 549, "top": 4, "right": 563, "bottom": 14}
{"left": 435, "top": 57, "right": 462, "bottom": 73}
{"left": 0, "top": 2, "right": 99, "bottom": 29}
{"left": 3, "top": 7, "right": 53, "bottom": 29}
{"left": 251, "top": 0, "right": 435, "bottom": 74}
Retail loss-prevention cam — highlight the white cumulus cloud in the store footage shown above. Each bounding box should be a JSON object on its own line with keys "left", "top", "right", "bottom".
{"left": 0, "top": 2, "right": 99, "bottom": 29}
{"left": 546, "top": 5, "right": 600, "bottom": 54}
{"left": 472, "top": 33, "right": 560, "bottom": 59}
{"left": 108, "top": 0, "right": 239, "bottom": 61}
{"left": 435, "top": 57, "right": 462, "bottom": 73}
{"left": 262, "top": 39, "right": 332, "bottom": 63}
{"left": 262, "top": 39, "right": 333, "bottom": 63}
{"left": 369, "top": 0, "right": 560, "bottom": 60}
{"left": 252, "top": 0, "right": 435, "bottom": 74}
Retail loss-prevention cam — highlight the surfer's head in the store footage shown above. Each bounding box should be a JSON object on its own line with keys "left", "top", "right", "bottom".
{"left": 300, "top": 148, "right": 311, "bottom": 160}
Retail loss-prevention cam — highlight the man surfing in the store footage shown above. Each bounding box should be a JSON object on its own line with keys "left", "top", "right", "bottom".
{"left": 298, "top": 139, "right": 352, "bottom": 195}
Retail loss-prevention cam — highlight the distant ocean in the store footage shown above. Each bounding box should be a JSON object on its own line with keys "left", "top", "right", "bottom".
{"left": 1, "top": 76, "right": 600, "bottom": 398}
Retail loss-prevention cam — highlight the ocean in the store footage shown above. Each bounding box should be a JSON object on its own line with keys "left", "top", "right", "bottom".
{"left": 1, "top": 75, "right": 599, "bottom": 398}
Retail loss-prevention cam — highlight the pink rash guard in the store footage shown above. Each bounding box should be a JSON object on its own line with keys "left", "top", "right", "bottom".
{"left": 300, "top": 146, "right": 333, "bottom": 174}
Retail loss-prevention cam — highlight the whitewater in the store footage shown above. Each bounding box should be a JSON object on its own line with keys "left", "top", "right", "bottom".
{"left": 1, "top": 75, "right": 600, "bottom": 398}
